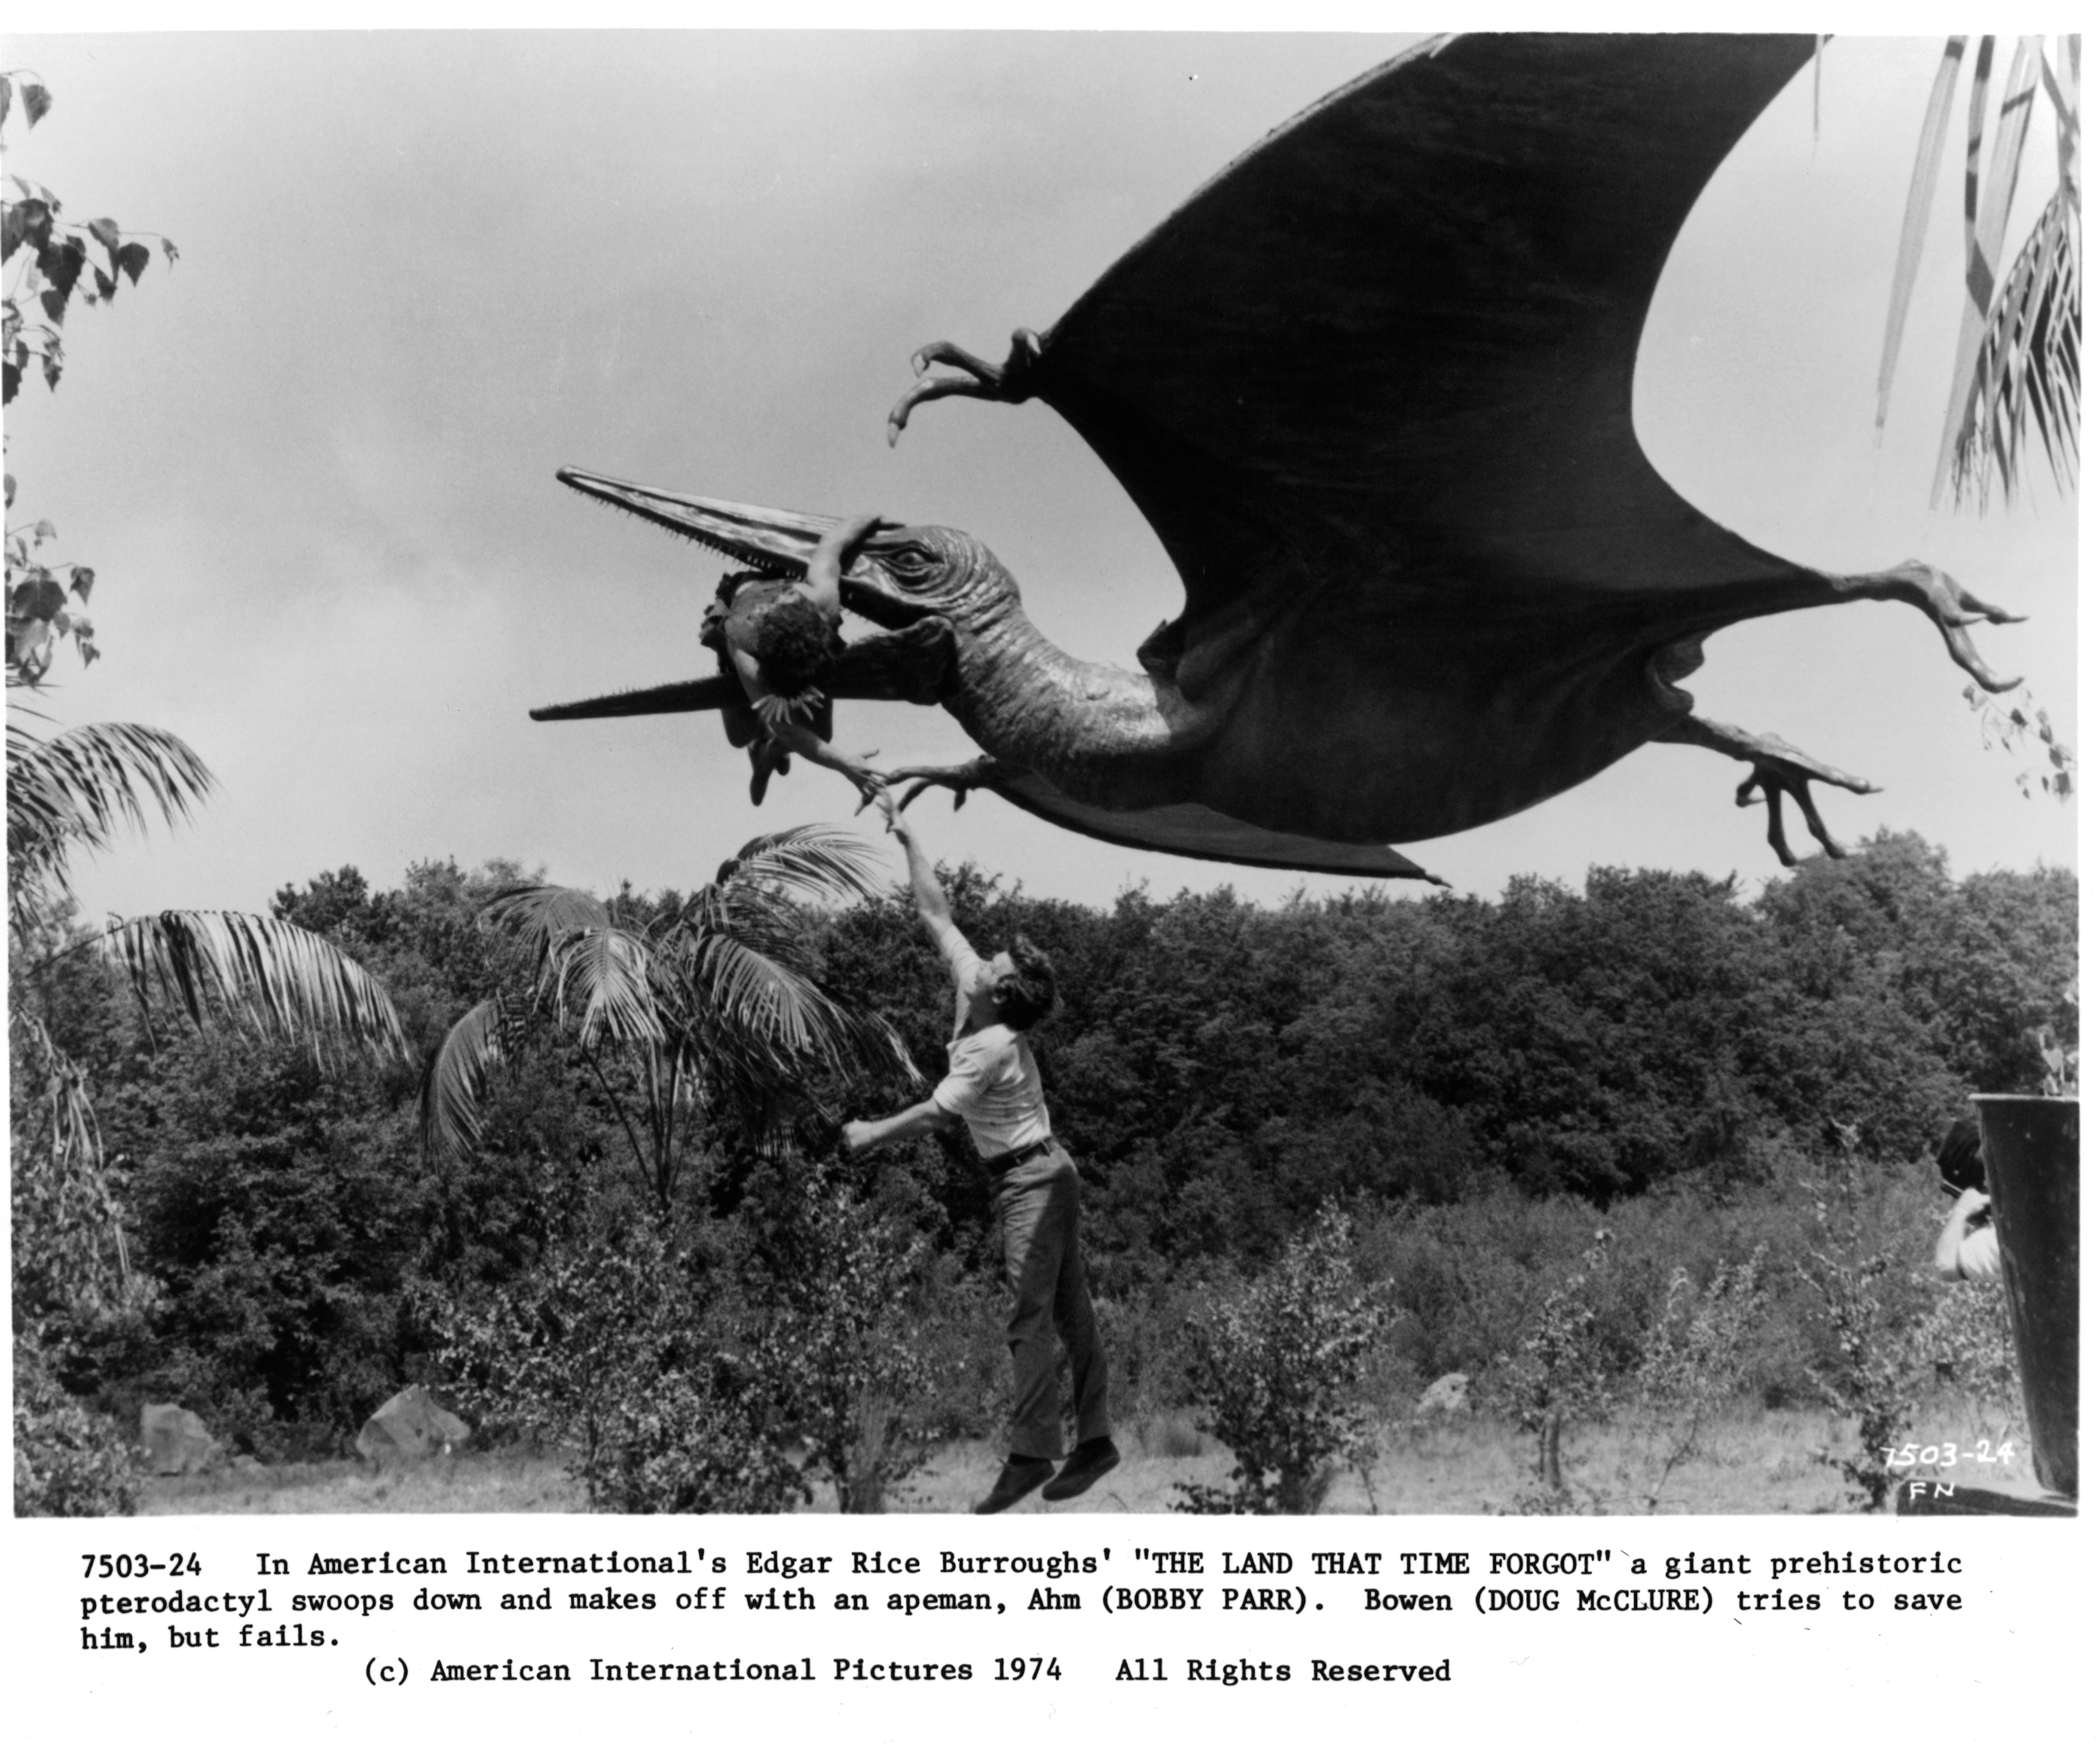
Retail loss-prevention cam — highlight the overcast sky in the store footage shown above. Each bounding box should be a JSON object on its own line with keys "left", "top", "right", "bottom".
{"left": 6, "top": 30, "right": 2077, "bottom": 922}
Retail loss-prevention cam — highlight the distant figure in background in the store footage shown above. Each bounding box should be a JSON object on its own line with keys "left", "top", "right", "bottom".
{"left": 1932, "top": 1116, "right": 2001, "bottom": 1283}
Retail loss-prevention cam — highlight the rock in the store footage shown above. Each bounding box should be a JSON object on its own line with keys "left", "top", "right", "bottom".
{"left": 1415, "top": 1372, "right": 1471, "bottom": 1417}
{"left": 356, "top": 1385, "right": 470, "bottom": 1463}
{"left": 140, "top": 1403, "right": 219, "bottom": 1475}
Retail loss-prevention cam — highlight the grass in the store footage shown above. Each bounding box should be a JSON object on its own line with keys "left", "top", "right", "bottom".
{"left": 140, "top": 1450, "right": 585, "bottom": 1514}
{"left": 134, "top": 1400, "right": 2036, "bottom": 1516}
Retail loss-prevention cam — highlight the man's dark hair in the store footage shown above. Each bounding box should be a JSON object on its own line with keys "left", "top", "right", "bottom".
{"left": 992, "top": 934, "right": 1057, "bottom": 1031}
{"left": 1935, "top": 1115, "right": 1986, "bottom": 1196}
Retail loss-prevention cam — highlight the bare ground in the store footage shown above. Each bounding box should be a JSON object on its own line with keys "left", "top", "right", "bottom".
{"left": 137, "top": 1401, "right": 2034, "bottom": 1516}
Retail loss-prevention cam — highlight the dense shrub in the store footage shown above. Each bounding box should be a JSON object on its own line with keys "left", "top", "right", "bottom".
{"left": 746, "top": 1164, "right": 944, "bottom": 1513}
{"left": 1175, "top": 1207, "right": 1393, "bottom": 1514}
{"left": 14, "top": 1339, "right": 137, "bottom": 1517}
{"left": 435, "top": 1221, "right": 804, "bottom": 1515}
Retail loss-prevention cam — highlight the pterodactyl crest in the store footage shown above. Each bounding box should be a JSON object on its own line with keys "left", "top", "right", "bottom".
{"left": 535, "top": 34, "right": 2021, "bottom": 883}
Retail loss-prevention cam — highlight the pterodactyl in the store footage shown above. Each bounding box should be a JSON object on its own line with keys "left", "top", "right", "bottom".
{"left": 534, "top": 34, "right": 2020, "bottom": 883}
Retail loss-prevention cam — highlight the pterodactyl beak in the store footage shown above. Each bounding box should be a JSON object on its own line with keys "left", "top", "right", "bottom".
{"left": 555, "top": 466, "right": 839, "bottom": 575}
{"left": 555, "top": 465, "right": 912, "bottom": 621}
{"left": 531, "top": 468, "right": 909, "bottom": 723}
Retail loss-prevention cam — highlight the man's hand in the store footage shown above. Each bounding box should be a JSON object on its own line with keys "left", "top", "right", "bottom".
{"left": 846, "top": 761, "right": 894, "bottom": 815}
{"left": 1935, "top": 1186, "right": 1993, "bottom": 1282}
{"left": 842, "top": 1119, "right": 879, "bottom": 1156}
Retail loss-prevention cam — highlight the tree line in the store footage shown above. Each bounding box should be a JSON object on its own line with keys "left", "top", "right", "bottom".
{"left": 10, "top": 826, "right": 2072, "bottom": 1507}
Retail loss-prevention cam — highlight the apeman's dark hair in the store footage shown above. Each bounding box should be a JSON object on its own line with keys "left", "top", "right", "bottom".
{"left": 1935, "top": 1116, "right": 1985, "bottom": 1196}
{"left": 742, "top": 585, "right": 836, "bottom": 691}
{"left": 992, "top": 934, "right": 1057, "bottom": 1031}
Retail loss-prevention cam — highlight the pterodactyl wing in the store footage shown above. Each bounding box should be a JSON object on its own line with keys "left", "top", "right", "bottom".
{"left": 987, "top": 770, "right": 1439, "bottom": 882}
{"left": 1028, "top": 34, "right": 1819, "bottom": 696}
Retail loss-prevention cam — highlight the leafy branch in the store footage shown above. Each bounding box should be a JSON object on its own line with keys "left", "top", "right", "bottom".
{"left": 3, "top": 71, "right": 180, "bottom": 405}
{"left": 1961, "top": 682, "right": 2076, "bottom": 800}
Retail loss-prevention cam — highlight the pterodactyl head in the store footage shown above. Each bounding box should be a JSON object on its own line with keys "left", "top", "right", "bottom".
{"left": 554, "top": 467, "right": 1019, "bottom": 635}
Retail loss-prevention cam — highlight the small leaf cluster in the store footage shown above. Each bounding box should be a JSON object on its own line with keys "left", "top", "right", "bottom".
{"left": 5, "top": 487, "right": 96, "bottom": 684}
{"left": 2, "top": 71, "right": 178, "bottom": 405}
{"left": 1963, "top": 683, "right": 2076, "bottom": 802}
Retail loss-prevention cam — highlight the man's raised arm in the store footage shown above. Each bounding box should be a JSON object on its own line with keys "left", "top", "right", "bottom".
{"left": 895, "top": 810, "right": 966, "bottom": 956}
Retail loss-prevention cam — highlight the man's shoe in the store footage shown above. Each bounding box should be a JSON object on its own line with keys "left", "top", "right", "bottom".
{"left": 1042, "top": 1437, "right": 1120, "bottom": 1502}
{"left": 974, "top": 1456, "right": 1055, "bottom": 1516}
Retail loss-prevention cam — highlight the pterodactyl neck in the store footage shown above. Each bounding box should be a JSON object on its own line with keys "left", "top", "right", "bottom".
{"left": 945, "top": 598, "right": 1201, "bottom": 805}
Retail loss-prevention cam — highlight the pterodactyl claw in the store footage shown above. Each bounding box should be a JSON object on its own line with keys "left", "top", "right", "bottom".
{"left": 849, "top": 756, "right": 894, "bottom": 817}
{"left": 1658, "top": 715, "right": 1877, "bottom": 868}
{"left": 886, "top": 330, "right": 1044, "bottom": 446}
{"left": 885, "top": 755, "right": 1004, "bottom": 812}
{"left": 1871, "top": 560, "right": 2027, "bottom": 695}
{"left": 1731, "top": 743, "right": 1879, "bottom": 867}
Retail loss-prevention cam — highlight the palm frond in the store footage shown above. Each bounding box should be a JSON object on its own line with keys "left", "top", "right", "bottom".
{"left": 1877, "top": 36, "right": 1968, "bottom": 430}
{"left": 418, "top": 997, "right": 510, "bottom": 1161}
{"left": 692, "top": 931, "right": 920, "bottom": 1088}
{"left": 549, "top": 924, "right": 664, "bottom": 1049}
{"left": 692, "top": 932, "right": 845, "bottom": 1069}
{"left": 1956, "top": 188, "right": 2081, "bottom": 501}
{"left": 100, "top": 910, "right": 408, "bottom": 1062}
{"left": 6, "top": 719, "right": 214, "bottom": 910}
{"left": 717, "top": 823, "right": 893, "bottom": 907}
{"left": 480, "top": 882, "right": 612, "bottom": 964}
{"left": 9, "top": 1007, "right": 131, "bottom": 1297}
{"left": 1932, "top": 36, "right": 2046, "bottom": 504}
{"left": 10, "top": 1008, "right": 104, "bottom": 1176}
{"left": 416, "top": 833, "right": 914, "bottom": 1187}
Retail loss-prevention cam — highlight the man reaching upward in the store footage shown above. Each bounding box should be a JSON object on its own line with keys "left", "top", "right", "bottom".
{"left": 843, "top": 810, "right": 1117, "bottom": 1514}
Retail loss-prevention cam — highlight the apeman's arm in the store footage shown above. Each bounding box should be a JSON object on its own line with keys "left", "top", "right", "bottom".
{"left": 805, "top": 511, "right": 882, "bottom": 621}
{"left": 731, "top": 644, "right": 886, "bottom": 802}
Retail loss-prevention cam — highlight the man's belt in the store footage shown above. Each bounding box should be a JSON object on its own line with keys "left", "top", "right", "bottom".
{"left": 984, "top": 1136, "right": 1054, "bottom": 1176}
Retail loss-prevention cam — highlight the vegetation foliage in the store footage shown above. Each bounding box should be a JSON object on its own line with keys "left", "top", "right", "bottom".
{"left": 8, "top": 76, "right": 402, "bottom": 1512}
{"left": 1878, "top": 34, "right": 2081, "bottom": 508}
{"left": 1174, "top": 1207, "right": 1393, "bottom": 1515}
{"left": 11, "top": 821, "right": 2067, "bottom": 1512}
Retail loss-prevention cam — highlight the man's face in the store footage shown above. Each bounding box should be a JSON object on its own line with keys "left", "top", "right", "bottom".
{"left": 967, "top": 952, "right": 1014, "bottom": 1023}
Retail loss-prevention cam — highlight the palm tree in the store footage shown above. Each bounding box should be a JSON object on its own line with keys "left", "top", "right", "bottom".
{"left": 1878, "top": 34, "right": 2080, "bottom": 508}
{"left": 419, "top": 825, "right": 918, "bottom": 1217}
{"left": 8, "top": 698, "right": 409, "bottom": 1312}
{"left": 7, "top": 70, "right": 407, "bottom": 1305}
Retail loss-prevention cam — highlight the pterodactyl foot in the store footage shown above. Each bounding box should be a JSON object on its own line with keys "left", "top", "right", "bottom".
{"left": 886, "top": 330, "right": 1043, "bottom": 446}
{"left": 1660, "top": 715, "right": 1878, "bottom": 867}
{"left": 886, "top": 754, "right": 1008, "bottom": 812}
{"left": 1850, "top": 559, "right": 2026, "bottom": 694}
